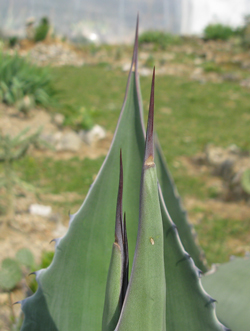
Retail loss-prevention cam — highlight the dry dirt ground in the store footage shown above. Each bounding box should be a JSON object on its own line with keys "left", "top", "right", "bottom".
{"left": 181, "top": 155, "right": 250, "bottom": 257}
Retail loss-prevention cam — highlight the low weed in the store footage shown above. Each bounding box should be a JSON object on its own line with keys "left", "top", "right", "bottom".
{"left": 204, "top": 24, "right": 236, "bottom": 41}
{"left": 13, "top": 156, "right": 105, "bottom": 195}
{"left": 8, "top": 36, "right": 18, "bottom": 48}
{"left": 202, "top": 61, "right": 222, "bottom": 73}
{"left": 0, "top": 53, "right": 57, "bottom": 110}
{"left": 144, "top": 54, "right": 155, "bottom": 68}
{"left": 63, "top": 105, "right": 94, "bottom": 131}
{"left": 34, "top": 17, "right": 50, "bottom": 42}
{"left": 139, "top": 30, "right": 181, "bottom": 49}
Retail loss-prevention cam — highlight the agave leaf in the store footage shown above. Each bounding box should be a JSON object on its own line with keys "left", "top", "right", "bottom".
{"left": 102, "top": 152, "right": 129, "bottom": 331}
{"left": 160, "top": 192, "right": 225, "bottom": 330}
{"left": 116, "top": 68, "right": 166, "bottom": 331}
{"left": 20, "top": 284, "right": 58, "bottom": 331}
{"left": 102, "top": 244, "right": 123, "bottom": 331}
{"left": 116, "top": 68, "right": 225, "bottom": 331}
{"left": 202, "top": 258, "right": 250, "bottom": 331}
{"left": 21, "top": 19, "right": 145, "bottom": 331}
{"left": 154, "top": 135, "right": 207, "bottom": 272}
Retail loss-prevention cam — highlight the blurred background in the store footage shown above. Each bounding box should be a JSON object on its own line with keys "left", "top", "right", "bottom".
{"left": 1, "top": 0, "right": 250, "bottom": 41}
{"left": 1, "top": 0, "right": 250, "bottom": 330}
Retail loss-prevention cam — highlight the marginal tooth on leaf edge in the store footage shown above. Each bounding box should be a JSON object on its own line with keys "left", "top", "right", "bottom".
{"left": 14, "top": 298, "right": 28, "bottom": 306}
{"left": 28, "top": 270, "right": 42, "bottom": 281}
{"left": 69, "top": 212, "right": 77, "bottom": 225}
{"left": 13, "top": 301, "right": 21, "bottom": 305}
{"left": 176, "top": 253, "right": 191, "bottom": 266}
{"left": 196, "top": 267, "right": 203, "bottom": 278}
{"left": 50, "top": 238, "right": 61, "bottom": 247}
{"left": 205, "top": 297, "right": 217, "bottom": 307}
{"left": 165, "top": 224, "right": 178, "bottom": 238}
{"left": 28, "top": 272, "right": 36, "bottom": 277}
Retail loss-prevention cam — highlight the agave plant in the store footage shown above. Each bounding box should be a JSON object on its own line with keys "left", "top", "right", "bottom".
{"left": 18, "top": 19, "right": 249, "bottom": 331}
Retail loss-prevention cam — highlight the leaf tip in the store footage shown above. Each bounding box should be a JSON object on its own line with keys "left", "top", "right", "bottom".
{"left": 131, "top": 14, "right": 139, "bottom": 72}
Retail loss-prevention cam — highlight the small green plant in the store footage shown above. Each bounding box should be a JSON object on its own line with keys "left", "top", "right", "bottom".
{"left": 9, "top": 36, "right": 19, "bottom": 48}
{"left": 0, "top": 258, "right": 22, "bottom": 292}
{"left": 144, "top": 54, "right": 155, "bottom": 68}
{"left": 34, "top": 17, "right": 50, "bottom": 42}
{"left": 0, "top": 248, "right": 34, "bottom": 329}
{"left": 202, "top": 61, "right": 222, "bottom": 73}
{"left": 64, "top": 106, "right": 94, "bottom": 130}
{"left": 114, "top": 47, "right": 123, "bottom": 61}
{"left": 0, "top": 52, "right": 56, "bottom": 110}
{"left": 203, "top": 23, "right": 235, "bottom": 41}
{"left": 139, "top": 30, "right": 181, "bottom": 49}
{"left": 0, "top": 128, "right": 44, "bottom": 227}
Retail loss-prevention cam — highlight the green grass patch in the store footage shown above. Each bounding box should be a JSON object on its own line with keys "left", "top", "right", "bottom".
{"left": 52, "top": 66, "right": 250, "bottom": 157}
{"left": 169, "top": 166, "right": 208, "bottom": 199}
{"left": 50, "top": 65, "right": 250, "bottom": 201}
{"left": 13, "top": 156, "right": 105, "bottom": 195}
{"left": 202, "top": 61, "right": 222, "bottom": 73}
{"left": 195, "top": 218, "right": 250, "bottom": 265}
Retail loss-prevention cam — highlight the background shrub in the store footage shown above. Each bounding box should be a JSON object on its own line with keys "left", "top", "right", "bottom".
{"left": 8, "top": 36, "right": 18, "bottom": 48}
{"left": 202, "top": 61, "right": 222, "bottom": 73}
{"left": 0, "top": 52, "right": 56, "bottom": 109}
{"left": 63, "top": 106, "right": 94, "bottom": 130}
{"left": 203, "top": 23, "right": 235, "bottom": 41}
{"left": 240, "top": 15, "right": 250, "bottom": 48}
{"left": 34, "top": 17, "right": 50, "bottom": 42}
{"left": 139, "top": 30, "right": 181, "bottom": 49}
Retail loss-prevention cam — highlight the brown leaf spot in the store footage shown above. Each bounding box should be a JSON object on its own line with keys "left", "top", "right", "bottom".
{"left": 145, "top": 155, "right": 154, "bottom": 166}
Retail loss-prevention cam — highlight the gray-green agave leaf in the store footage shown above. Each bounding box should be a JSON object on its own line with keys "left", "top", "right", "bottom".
{"left": 202, "top": 257, "right": 250, "bottom": 331}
